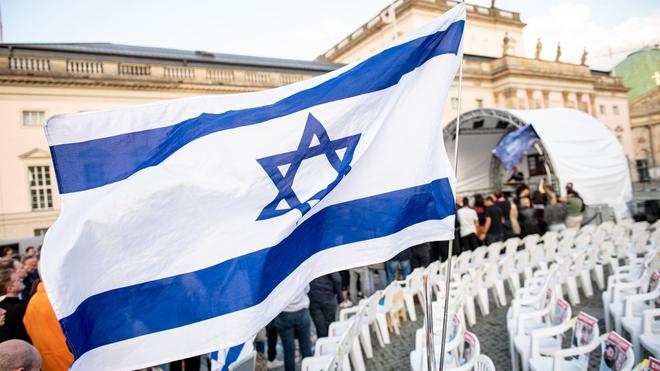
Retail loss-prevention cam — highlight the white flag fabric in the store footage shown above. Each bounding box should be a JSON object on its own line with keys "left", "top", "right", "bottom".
{"left": 42, "top": 4, "right": 464, "bottom": 370}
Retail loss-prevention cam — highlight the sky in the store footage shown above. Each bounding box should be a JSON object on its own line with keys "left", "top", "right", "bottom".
{"left": 2, "top": 0, "right": 659, "bottom": 70}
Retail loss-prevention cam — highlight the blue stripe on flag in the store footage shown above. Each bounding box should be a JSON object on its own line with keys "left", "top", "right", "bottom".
{"left": 49, "top": 20, "right": 464, "bottom": 194}
{"left": 221, "top": 344, "right": 244, "bottom": 371}
{"left": 60, "top": 177, "right": 455, "bottom": 359}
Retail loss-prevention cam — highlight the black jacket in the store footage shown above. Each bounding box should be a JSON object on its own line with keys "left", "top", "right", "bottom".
{"left": 309, "top": 273, "right": 342, "bottom": 303}
{"left": 0, "top": 297, "right": 31, "bottom": 343}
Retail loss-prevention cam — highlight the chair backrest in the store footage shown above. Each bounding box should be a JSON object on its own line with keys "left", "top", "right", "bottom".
{"left": 487, "top": 242, "right": 503, "bottom": 262}
{"left": 228, "top": 351, "right": 256, "bottom": 371}
{"left": 561, "top": 228, "right": 577, "bottom": 241}
{"left": 528, "top": 245, "right": 545, "bottom": 267}
{"left": 575, "top": 233, "right": 591, "bottom": 250}
{"left": 408, "top": 267, "right": 424, "bottom": 294}
{"left": 499, "top": 256, "right": 514, "bottom": 277}
{"left": 544, "top": 240, "right": 557, "bottom": 261}
{"left": 504, "top": 237, "right": 521, "bottom": 257}
{"left": 472, "top": 355, "right": 495, "bottom": 371}
{"left": 457, "top": 251, "right": 472, "bottom": 275}
{"left": 523, "top": 234, "right": 540, "bottom": 250}
{"left": 472, "top": 247, "right": 488, "bottom": 267}
{"left": 600, "top": 332, "right": 634, "bottom": 371}
{"left": 573, "top": 251, "right": 586, "bottom": 271}
{"left": 514, "top": 250, "right": 529, "bottom": 271}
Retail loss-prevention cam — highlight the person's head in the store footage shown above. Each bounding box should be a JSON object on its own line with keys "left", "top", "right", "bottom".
{"left": 516, "top": 184, "right": 530, "bottom": 197}
{"left": 520, "top": 197, "right": 531, "bottom": 208}
{"left": 567, "top": 190, "right": 579, "bottom": 199}
{"left": 455, "top": 195, "right": 463, "bottom": 207}
{"left": 21, "top": 257, "right": 37, "bottom": 274}
{"left": 495, "top": 192, "right": 505, "bottom": 201}
{"left": 615, "top": 351, "right": 625, "bottom": 370}
{"left": 565, "top": 182, "right": 574, "bottom": 192}
{"left": 604, "top": 344, "right": 616, "bottom": 363}
{"left": 0, "top": 269, "right": 12, "bottom": 297}
{"left": 24, "top": 247, "right": 34, "bottom": 256}
{"left": 1, "top": 248, "right": 13, "bottom": 258}
{"left": 484, "top": 195, "right": 495, "bottom": 206}
{"left": 474, "top": 194, "right": 484, "bottom": 207}
{"left": 462, "top": 197, "right": 470, "bottom": 208}
{"left": 12, "top": 260, "right": 26, "bottom": 280}
{"left": 0, "top": 340, "right": 41, "bottom": 371}
{"left": 0, "top": 258, "right": 13, "bottom": 271}
{"left": 5, "top": 271, "right": 25, "bottom": 298}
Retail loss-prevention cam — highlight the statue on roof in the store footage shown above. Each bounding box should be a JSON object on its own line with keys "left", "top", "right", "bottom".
{"left": 502, "top": 32, "right": 510, "bottom": 56}
{"left": 580, "top": 48, "right": 588, "bottom": 66}
{"left": 535, "top": 38, "right": 542, "bottom": 60}
{"left": 555, "top": 42, "right": 562, "bottom": 62}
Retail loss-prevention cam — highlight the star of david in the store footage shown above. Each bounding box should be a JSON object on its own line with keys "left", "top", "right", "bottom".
{"left": 256, "top": 113, "right": 360, "bottom": 220}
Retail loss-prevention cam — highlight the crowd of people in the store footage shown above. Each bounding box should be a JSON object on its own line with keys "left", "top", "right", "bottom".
{"left": 0, "top": 245, "right": 69, "bottom": 371}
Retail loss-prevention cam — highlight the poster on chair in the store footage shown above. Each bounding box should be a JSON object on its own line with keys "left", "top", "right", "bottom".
{"left": 572, "top": 312, "right": 598, "bottom": 368}
{"left": 600, "top": 332, "right": 631, "bottom": 371}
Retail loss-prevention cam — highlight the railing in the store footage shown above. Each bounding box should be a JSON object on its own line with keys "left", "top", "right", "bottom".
{"left": 206, "top": 68, "right": 235, "bottom": 83}
{"left": 9, "top": 57, "right": 51, "bottom": 72}
{"left": 118, "top": 63, "right": 150, "bottom": 76}
{"left": 67, "top": 60, "right": 103, "bottom": 74}
{"left": 245, "top": 71, "right": 272, "bottom": 85}
{"left": 163, "top": 66, "right": 194, "bottom": 80}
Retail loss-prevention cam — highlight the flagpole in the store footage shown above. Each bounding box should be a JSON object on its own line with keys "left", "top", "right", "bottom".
{"left": 437, "top": 22, "right": 465, "bottom": 371}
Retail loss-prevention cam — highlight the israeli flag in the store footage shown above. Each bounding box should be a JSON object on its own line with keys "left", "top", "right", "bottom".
{"left": 41, "top": 4, "right": 464, "bottom": 370}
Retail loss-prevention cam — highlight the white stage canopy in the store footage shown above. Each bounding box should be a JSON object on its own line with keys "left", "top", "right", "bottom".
{"left": 444, "top": 108, "right": 632, "bottom": 219}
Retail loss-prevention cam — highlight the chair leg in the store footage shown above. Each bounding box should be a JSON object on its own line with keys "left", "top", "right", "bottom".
{"left": 376, "top": 314, "right": 391, "bottom": 345}
{"left": 359, "top": 324, "right": 373, "bottom": 359}
{"left": 593, "top": 266, "right": 605, "bottom": 290}
{"left": 580, "top": 270, "right": 594, "bottom": 298}
{"left": 371, "top": 322, "right": 385, "bottom": 348}
{"left": 565, "top": 279, "right": 580, "bottom": 305}
{"left": 477, "top": 289, "right": 490, "bottom": 316}
{"left": 510, "top": 337, "right": 520, "bottom": 371}
{"left": 496, "top": 281, "right": 507, "bottom": 306}
{"left": 464, "top": 299, "right": 476, "bottom": 326}
{"left": 349, "top": 337, "right": 366, "bottom": 371}
{"left": 404, "top": 294, "right": 417, "bottom": 322}
{"left": 603, "top": 300, "right": 611, "bottom": 332}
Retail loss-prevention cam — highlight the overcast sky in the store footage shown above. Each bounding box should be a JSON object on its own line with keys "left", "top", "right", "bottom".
{"left": 2, "top": 0, "right": 659, "bottom": 70}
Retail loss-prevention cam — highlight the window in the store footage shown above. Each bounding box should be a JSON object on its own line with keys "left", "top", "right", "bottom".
{"left": 451, "top": 97, "right": 459, "bottom": 109}
{"left": 613, "top": 105, "right": 620, "bottom": 115}
{"left": 475, "top": 98, "right": 484, "bottom": 108}
{"left": 28, "top": 166, "right": 53, "bottom": 210}
{"left": 599, "top": 105, "right": 606, "bottom": 115}
{"left": 34, "top": 228, "right": 48, "bottom": 237}
{"left": 22, "top": 110, "right": 45, "bottom": 126}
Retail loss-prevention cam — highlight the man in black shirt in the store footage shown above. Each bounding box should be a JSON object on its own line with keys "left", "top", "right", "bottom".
{"left": 308, "top": 273, "right": 342, "bottom": 338}
{"left": 483, "top": 195, "right": 504, "bottom": 245}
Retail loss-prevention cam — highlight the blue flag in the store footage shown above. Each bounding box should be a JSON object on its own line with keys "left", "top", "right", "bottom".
{"left": 493, "top": 124, "right": 539, "bottom": 172}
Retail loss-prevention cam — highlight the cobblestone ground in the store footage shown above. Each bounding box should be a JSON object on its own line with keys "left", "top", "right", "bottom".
{"left": 365, "top": 284, "right": 609, "bottom": 371}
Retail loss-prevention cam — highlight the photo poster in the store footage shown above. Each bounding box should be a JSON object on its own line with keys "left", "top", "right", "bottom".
{"left": 460, "top": 331, "right": 477, "bottom": 366}
{"left": 647, "top": 357, "right": 660, "bottom": 371}
{"left": 551, "top": 297, "right": 570, "bottom": 326}
{"left": 600, "top": 332, "right": 632, "bottom": 371}
{"left": 571, "top": 311, "right": 598, "bottom": 368}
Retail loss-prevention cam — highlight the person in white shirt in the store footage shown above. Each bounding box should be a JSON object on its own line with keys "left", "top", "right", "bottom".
{"left": 274, "top": 285, "right": 312, "bottom": 371}
{"left": 457, "top": 197, "right": 479, "bottom": 251}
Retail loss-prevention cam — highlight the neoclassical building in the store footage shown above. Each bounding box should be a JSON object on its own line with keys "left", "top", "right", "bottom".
{"left": 0, "top": 0, "right": 632, "bottom": 239}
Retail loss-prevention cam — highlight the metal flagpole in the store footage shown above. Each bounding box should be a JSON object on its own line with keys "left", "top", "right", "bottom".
{"left": 437, "top": 22, "right": 465, "bottom": 371}
{"left": 424, "top": 272, "right": 435, "bottom": 371}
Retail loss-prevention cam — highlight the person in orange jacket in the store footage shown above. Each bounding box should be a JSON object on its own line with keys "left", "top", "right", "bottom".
{"left": 23, "top": 282, "right": 73, "bottom": 371}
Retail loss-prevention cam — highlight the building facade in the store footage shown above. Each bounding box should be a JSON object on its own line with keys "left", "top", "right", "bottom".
{"left": 612, "top": 48, "right": 660, "bottom": 181}
{"left": 0, "top": 0, "right": 633, "bottom": 239}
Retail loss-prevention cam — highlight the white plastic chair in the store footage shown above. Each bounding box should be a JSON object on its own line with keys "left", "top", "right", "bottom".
{"left": 570, "top": 250, "right": 594, "bottom": 298}
{"left": 505, "top": 237, "right": 521, "bottom": 257}
{"left": 528, "top": 323, "right": 610, "bottom": 371}
{"left": 397, "top": 267, "right": 423, "bottom": 322}
{"left": 608, "top": 268, "right": 656, "bottom": 334}
{"left": 513, "top": 297, "right": 572, "bottom": 371}
{"left": 620, "top": 282, "right": 660, "bottom": 360}
{"left": 639, "top": 308, "right": 660, "bottom": 358}
{"left": 340, "top": 290, "right": 385, "bottom": 350}
{"left": 328, "top": 320, "right": 365, "bottom": 371}
{"left": 486, "top": 242, "right": 504, "bottom": 264}
{"left": 555, "top": 254, "right": 580, "bottom": 305}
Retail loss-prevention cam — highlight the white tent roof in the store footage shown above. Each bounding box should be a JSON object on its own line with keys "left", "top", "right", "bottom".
{"left": 444, "top": 108, "right": 632, "bottom": 219}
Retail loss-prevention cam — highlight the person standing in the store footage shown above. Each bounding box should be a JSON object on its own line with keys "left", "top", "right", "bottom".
{"left": 518, "top": 197, "right": 541, "bottom": 237}
{"left": 481, "top": 195, "right": 504, "bottom": 244}
{"left": 544, "top": 192, "right": 566, "bottom": 232}
{"left": 457, "top": 197, "right": 479, "bottom": 251}
{"left": 348, "top": 266, "right": 370, "bottom": 306}
{"left": 565, "top": 190, "right": 584, "bottom": 229}
{"left": 0, "top": 270, "right": 30, "bottom": 343}
{"left": 410, "top": 243, "right": 431, "bottom": 269}
{"left": 495, "top": 193, "right": 514, "bottom": 239}
{"left": 274, "top": 286, "right": 312, "bottom": 371}
{"left": 308, "top": 273, "right": 342, "bottom": 338}
{"left": 23, "top": 282, "right": 74, "bottom": 371}
{"left": 386, "top": 249, "right": 411, "bottom": 283}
